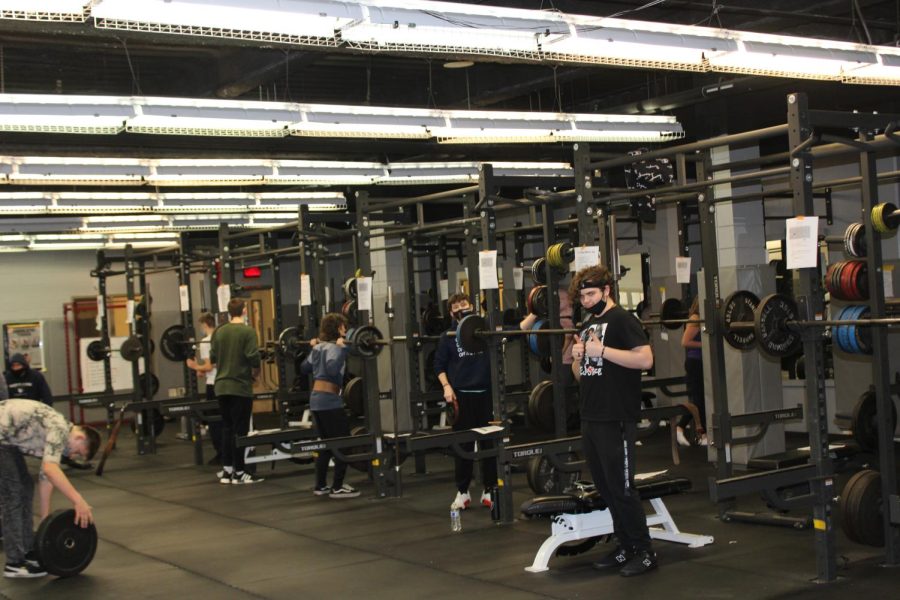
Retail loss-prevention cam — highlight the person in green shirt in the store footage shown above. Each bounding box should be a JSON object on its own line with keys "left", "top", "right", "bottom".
{"left": 210, "top": 298, "right": 262, "bottom": 485}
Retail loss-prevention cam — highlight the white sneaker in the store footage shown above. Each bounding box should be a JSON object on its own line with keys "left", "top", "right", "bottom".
{"left": 232, "top": 471, "right": 264, "bottom": 485}
{"left": 699, "top": 434, "right": 709, "bottom": 447}
{"left": 218, "top": 469, "right": 233, "bottom": 484}
{"left": 480, "top": 490, "right": 493, "bottom": 509}
{"left": 329, "top": 484, "right": 360, "bottom": 499}
{"left": 676, "top": 427, "right": 691, "bottom": 447}
{"left": 451, "top": 491, "right": 471, "bottom": 510}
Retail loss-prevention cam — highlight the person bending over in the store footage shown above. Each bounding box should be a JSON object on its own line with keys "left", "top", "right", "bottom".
{"left": 0, "top": 399, "right": 100, "bottom": 578}
{"left": 434, "top": 292, "right": 498, "bottom": 511}
{"left": 210, "top": 298, "right": 262, "bottom": 485}
{"left": 300, "top": 313, "right": 360, "bottom": 499}
{"left": 570, "top": 265, "right": 657, "bottom": 577}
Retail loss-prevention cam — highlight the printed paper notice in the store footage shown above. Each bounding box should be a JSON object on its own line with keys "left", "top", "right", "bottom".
{"left": 512, "top": 267, "right": 524, "bottom": 290}
{"left": 785, "top": 216, "right": 819, "bottom": 269}
{"left": 439, "top": 279, "right": 449, "bottom": 301}
{"left": 178, "top": 285, "right": 190, "bottom": 312}
{"left": 675, "top": 256, "right": 691, "bottom": 284}
{"left": 216, "top": 285, "right": 231, "bottom": 312}
{"left": 479, "top": 250, "right": 499, "bottom": 289}
{"left": 300, "top": 274, "right": 312, "bottom": 307}
{"left": 126, "top": 299, "right": 135, "bottom": 324}
{"left": 884, "top": 265, "right": 894, "bottom": 295}
{"left": 96, "top": 295, "right": 105, "bottom": 317}
{"left": 357, "top": 277, "right": 373, "bottom": 311}
{"left": 574, "top": 246, "right": 600, "bottom": 272}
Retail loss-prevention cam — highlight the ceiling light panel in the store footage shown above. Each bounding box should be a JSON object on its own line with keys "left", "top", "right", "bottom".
{"left": 4, "top": 157, "right": 149, "bottom": 185}
{"left": 0, "top": 94, "right": 131, "bottom": 134}
{"left": 843, "top": 51, "right": 900, "bottom": 84}
{"left": 708, "top": 39, "right": 878, "bottom": 80}
{"left": 128, "top": 97, "right": 296, "bottom": 137}
{"left": 0, "top": 0, "right": 90, "bottom": 22}
{"left": 92, "top": 0, "right": 359, "bottom": 46}
{"left": 290, "top": 104, "right": 442, "bottom": 139}
{"left": 341, "top": 0, "right": 556, "bottom": 58}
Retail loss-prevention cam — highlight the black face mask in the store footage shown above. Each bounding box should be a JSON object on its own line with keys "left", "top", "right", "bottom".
{"left": 453, "top": 308, "right": 474, "bottom": 321}
{"left": 584, "top": 295, "right": 607, "bottom": 316}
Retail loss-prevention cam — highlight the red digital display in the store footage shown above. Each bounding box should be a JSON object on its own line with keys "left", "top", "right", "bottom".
{"left": 242, "top": 266, "right": 262, "bottom": 278}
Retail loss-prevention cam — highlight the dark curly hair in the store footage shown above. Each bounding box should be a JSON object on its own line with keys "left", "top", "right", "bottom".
{"left": 568, "top": 265, "right": 613, "bottom": 306}
{"left": 319, "top": 313, "right": 349, "bottom": 342}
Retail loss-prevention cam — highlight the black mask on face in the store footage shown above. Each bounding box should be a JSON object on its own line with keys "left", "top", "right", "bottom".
{"left": 453, "top": 308, "right": 474, "bottom": 321}
{"left": 584, "top": 297, "right": 607, "bottom": 315}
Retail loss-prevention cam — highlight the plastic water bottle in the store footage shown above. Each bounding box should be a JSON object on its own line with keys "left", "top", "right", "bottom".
{"left": 450, "top": 508, "right": 462, "bottom": 532}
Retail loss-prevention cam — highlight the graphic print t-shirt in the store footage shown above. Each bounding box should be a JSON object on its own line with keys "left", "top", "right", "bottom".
{"left": 578, "top": 305, "right": 649, "bottom": 422}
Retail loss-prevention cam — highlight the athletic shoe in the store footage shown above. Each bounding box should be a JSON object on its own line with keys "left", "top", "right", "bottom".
{"left": 23, "top": 551, "right": 40, "bottom": 569}
{"left": 480, "top": 490, "right": 493, "bottom": 509}
{"left": 313, "top": 486, "right": 332, "bottom": 496}
{"left": 592, "top": 546, "right": 632, "bottom": 570}
{"left": 619, "top": 550, "right": 658, "bottom": 577}
{"left": 329, "top": 484, "right": 360, "bottom": 499}
{"left": 450, "top": 491, "right": 471, "bottom": 510}
{"left": 232, "top": 472, "right": 264, "bottom": 485}
{"left": 218, "top": 469, "right": 233, "bottom": 484}
{"left": 676, "top": 427, "right": 691, "bottom": 447}
{"left": 699, "top": 434, "right": 709, "bottom": 447}
{"left": 4, "top": 562, "right": 47, "bottom": 578}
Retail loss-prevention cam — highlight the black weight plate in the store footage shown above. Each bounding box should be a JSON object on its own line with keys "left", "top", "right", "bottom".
{"left": 119, "top": 336, "right": 144, "bottom": 362}
{"left": 160, "top": 324, "right": 190, "bottom": 362}
{"left": 841, "top": 469, "right": 884, "bottom": 546}
{"left": 140, "top": 373, "right": 160, "bottom": 400}
{"left": 531, "top": 257, "right": 547, "bottom": 285}
{"left": 754, "top": 294, "right": 802, "bottom": 358}
{"left": 851, "top": 389, "right": 898, "bottom": 453}
{"left": 35, "top": 509, "right": 97, "bottom": 578}
{"left": 343, "top": 276, "right": 358, "bottom": 299}
{"left": 343, "top": 377, "right": 365, "bottom": 418}
{"left": 456, "top": 314, "right": 487, "bottom": 354}
{"left": 277, "top": 326, "right": 300, "bottom": 359}
{"left": 525, "top": 453, "right": 580, "bottom": 495}
{"left": 86, "top": 340, "right": 108, "bottom": 362}
{"left": 660, "top": 298, "right": 686, "bottom": 330}
{"left": 349, "top": 324, "right": 382, "bottom": 359}
{"left": 528, "top": 380, "right": 555, "bottom": 433}
{"left": 721, "top": 290, "right": 760, "bottom": 350}
{"left": 422, "top": 304, "right": 449, "bottom": 336}
{"left": 342, "top": 300, "right": 358, "bottom": 326}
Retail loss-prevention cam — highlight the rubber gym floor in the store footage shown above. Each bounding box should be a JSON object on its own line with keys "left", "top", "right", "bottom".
{"left": 1, "top": 423, "right": 897, "bottom": 600}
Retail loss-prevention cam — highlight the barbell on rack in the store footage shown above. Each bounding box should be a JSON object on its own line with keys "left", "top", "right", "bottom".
{"left": 86, "top": 336, "right": 151, "bottom": 363}
{"left": 277, "top": 325, "right": 389, "bottom": 360}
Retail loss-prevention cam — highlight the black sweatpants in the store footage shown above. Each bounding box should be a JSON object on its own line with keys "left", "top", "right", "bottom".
{"left": 205, "top": 386, "right": 223, "bottom": 455}
{"left": 452, "top": 390, "right": 498, "bottom": 493}
{"left": 218, "top": 394, "right": 253, "bottom": 472}
{"left": 679, "top": 358, "right": 706, "bottom": 430}
{"left": 312, "top": 408, "right": 352, "bottom": 489}
{"left": 581, "top": 420, "right": 652, "bottom": 552}
{"left": 0, "top": 447, "right": 34, "bottom": 564}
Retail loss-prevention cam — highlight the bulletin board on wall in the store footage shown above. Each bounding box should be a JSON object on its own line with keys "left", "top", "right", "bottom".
{"left": 3, "top": 321, "right": 45, "bottom": 371}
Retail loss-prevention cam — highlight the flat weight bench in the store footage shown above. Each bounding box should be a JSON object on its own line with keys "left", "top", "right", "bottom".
{"left": 521, "top": 477, "right": 714, "bottom": 573}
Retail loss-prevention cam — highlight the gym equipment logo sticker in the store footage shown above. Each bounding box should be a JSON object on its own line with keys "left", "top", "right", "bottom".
{"left": 579, "top": 323, "right": 607, "bottom": 377}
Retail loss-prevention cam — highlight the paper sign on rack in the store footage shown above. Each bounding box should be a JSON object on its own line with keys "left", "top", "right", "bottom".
{"left": 479, "top": 250, "right": 499, "bottom": 289}
{"left": 785, "top": 216, "right": 819, "bottom": 269}
{"left": 216, "top": 285, "right": 231, "bottom": 312}
{"left": 512, "top": 267, "right": 524, "bottom": 290}
{"left": 300, "top": 274, "right": 312, "bottom": 307}
{"left": 675, "top": 256, "right": 691, "bottom": 284}
{"left": 574, "top": 246, "right": 601, "bottom": 272}
{"left": 357, "top": 277, "right": 373, "bottom": 311}
{"left": 178, "top": 285, "right": 190, "bottom": 312}
{"left": 439, "top": 279, "right": 449, "bottom": 301}
{"left": 126, "top": 299, "right": 135, "bottom": 324}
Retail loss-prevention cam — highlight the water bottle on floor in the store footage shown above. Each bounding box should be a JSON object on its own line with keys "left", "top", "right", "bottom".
{"left": 450, "top": 508, "right": 462, "bottom": 532}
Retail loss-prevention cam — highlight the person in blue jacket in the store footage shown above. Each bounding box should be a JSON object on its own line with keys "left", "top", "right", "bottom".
{"left": 300, "top": 313, "right": 360, "bottom": 499}
{"left": 434, "top": 292, "right": 497, "bottom": 511}
{"left": 5, "top": 354, "right": 52, "bottom": 406}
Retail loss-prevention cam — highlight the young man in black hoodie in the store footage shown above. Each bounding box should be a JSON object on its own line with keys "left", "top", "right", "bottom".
{"left": 434, "top": 292, "right": 497, "bottom": 511}
{"left": 5, "top": 353, "right": 53, "bottom": 406}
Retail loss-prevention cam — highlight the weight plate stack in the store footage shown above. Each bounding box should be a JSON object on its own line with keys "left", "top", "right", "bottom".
{"left": 531, "top": 257, "right": 547, "bottom": 285}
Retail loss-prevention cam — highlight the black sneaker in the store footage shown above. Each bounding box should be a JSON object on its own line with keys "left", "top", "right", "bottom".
{"left": 4, "top": 562, "right": 47, "bottom": 578}
{"left": 619, "top": 549, "right": 658, "bottom": 577}
{"left": 232, "top": 471, "right": 264, "bottom": 485}
{"left": 329, "top": 484, "right": 361, "bottom": 499}
{"left": 313, "top": 486, "right": 332, "bottom": 496}
{"left": 24, "top": 551, "right": 40, "bottom": 569}
{"left": 592, "top": 546, "right": 632, "bottom": 570}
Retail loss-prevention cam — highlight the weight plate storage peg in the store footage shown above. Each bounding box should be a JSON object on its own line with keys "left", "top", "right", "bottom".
{"left": 753, "top": 294, "right": 802, "bottom": 358}
{"left": 34, "top": 509, "right": 98, "bottom": 577}
{"left": 721, "top": 290, "right": 760, "bottom": 350}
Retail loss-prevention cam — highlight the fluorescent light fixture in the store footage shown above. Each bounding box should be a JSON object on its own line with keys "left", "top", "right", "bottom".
{"left": 91, "top": 0, "right": 359, "bottom": 46}
{"left": 147, "top": 159, "right": 269, "bottom": 186}
{"left": 379, "top": 161, "right": 573, "bottom": 184}
{"left": 842, "top": 48, "right": 900, "bottom": 85}
{"left": 128, "top": 97, "right": 295, "bottom": 137}
{"left": 541, "top": 16, "right": 726, "bottom": 72}
{"left": 289, "top": 104, "right": 440, "bottom": 139}
{"left": 3, "top": 157, "right": 148, "bottom": 186}
{"left": 0, "top": 94, "right": 130, "bottom": 134}
{"left": 0, "top": 0, "right": 90, "bottom": 22}
{"left": 708, "top": 34, "right": 879, "bottom": 80}
{"left": 267, "top": 160, "right": 387, "bottom": 185}
{"left": 341, "top": 0, "right": 554, "bottom": 59}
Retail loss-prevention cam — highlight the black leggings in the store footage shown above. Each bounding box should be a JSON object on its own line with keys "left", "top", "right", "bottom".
{"left": 581, "top": 420, "right": 651, "bottom": 552}
{"left": 679, "top": 358, "right": 706, "bottom": 431}
{"left": 312, "top": 408, "right": 352, "bottom": 489}
{"left": 205, "top": 386, "right": 223, "bottom": 455}
{"left": 218, "top": 394, "right": 253, "bottom": 472}
{"left": 452, "top": 390, "right": 498, "bottom": 493}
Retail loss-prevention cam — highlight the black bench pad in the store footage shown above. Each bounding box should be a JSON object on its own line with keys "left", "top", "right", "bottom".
{"left": 746, "top": 443, "right": 858, "bottom": 471}
{"left": 520, "top": 477, "right": 691, "bottom": 517}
